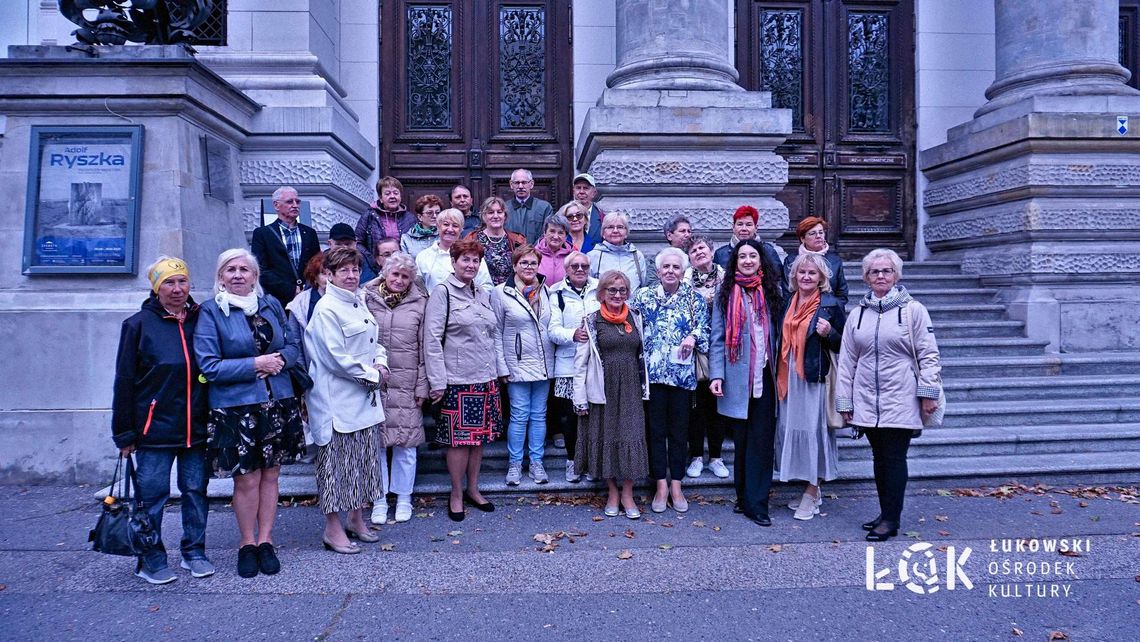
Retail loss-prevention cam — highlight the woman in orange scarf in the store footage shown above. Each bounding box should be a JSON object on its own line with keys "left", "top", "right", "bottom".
{"left": 775, "top": 252, "right": 846, "bottom": 521}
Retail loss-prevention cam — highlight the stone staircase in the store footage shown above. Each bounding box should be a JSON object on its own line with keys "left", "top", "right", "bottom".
{"left": 197, "top": 261, "right": 1140, "bottom": 499}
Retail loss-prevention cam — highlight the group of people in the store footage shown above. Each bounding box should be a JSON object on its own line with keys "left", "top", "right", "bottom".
{"left": 111, "top": 170, "right": 943, "bottom": 584}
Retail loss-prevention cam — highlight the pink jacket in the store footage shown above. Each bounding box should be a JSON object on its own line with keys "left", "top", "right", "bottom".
{"left": 535, "top": 236, "right": 573, "bottom": 286}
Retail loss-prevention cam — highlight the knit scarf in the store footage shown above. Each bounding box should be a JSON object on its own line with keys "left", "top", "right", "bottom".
{"left": 376, "top": 279, "right": 409, "bottom": 309}
{"left": 409, "top": 222, "right": 437, "bottom": 239}
{"left": 599, "top": 303, "right": 632, "bottom": 334}
{"left": 520, "top": 280, "right": 541, "bottom": 315}
{"left": 214, "top": 289, "right": 259, "bottom": 317}
{"left": 777, "top": 288, "right": 820, "bottom": 400}
{"left": 798, "top": 241, "right": 829, "bottom": 258}
{"left": 690, "top": 264, "right": 722, "bottom": 289}
{"left": 725, "top": 272, "right": 766, "bottom": 364}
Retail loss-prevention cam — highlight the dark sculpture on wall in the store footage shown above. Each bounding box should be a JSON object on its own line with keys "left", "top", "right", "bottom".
{"left": 58, "top": 0, "right": 213, "bottom": 46}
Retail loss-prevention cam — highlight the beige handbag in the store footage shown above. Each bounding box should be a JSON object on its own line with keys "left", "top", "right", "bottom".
{"left": 824, "top": 350, "right": 845, "bottom": 430}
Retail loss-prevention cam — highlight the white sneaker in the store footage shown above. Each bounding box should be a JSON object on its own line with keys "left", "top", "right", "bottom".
{"left": 506, "top": 461, "right": 523, "bottom": 486}
{"left": 793, "top": 493, "right": 820, "bottom": 521}
{"left": 685, "top": 457, "right": 704, "bottom": 478}
{"left": 394, "top": 497, "right": 413, "bottom": 523}
{"left": 708, "top": 458, "right": 730, "bottom": 478}
{"left": 565, "top": 459, "right": 581, "bottom": 483}
{"left": 370, "top": 502, "right": 389, "bottom": 524}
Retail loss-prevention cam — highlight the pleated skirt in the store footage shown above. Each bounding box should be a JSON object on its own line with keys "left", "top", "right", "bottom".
{"left": 314, "top": 425, "right": 384, "bottom": 514}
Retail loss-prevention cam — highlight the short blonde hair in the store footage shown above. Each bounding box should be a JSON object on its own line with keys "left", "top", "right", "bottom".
{"left": 787, "top": 252, "right": 833, "bottom": 293}
{"left": 861, "top": 248, "right": 903, "bottom": 281}
{"left": 436, "top": 208, "right": 464, "bottom": 228}
{"left": 213, "top": 248, "right": 263, "bottom": 296}
{"left": 595, "top": 270, "right": 631, "bottom": 302}
{"left": 601, "top": 211, "right": 629, "bottom": 229}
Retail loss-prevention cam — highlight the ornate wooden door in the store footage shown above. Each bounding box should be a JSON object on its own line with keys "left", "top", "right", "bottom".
{"left": 380, "top": 1, "right": 573, "bottom": 210}
{"left": 737, "top": 0, "right": 915, "bottom": 258}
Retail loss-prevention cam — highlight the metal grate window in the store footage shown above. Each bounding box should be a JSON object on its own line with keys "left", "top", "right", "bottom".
{"left": 191, "top": 0, "right": 228, "bottom": 46}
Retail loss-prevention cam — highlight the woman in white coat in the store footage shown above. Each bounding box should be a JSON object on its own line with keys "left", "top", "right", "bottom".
{"left": 491, "top": 244, "right": 556, "bottom": 486}
{"left": 547, "top": 251, "right": 598, "bottom": 482}
{"left": 305, "top": 247, "right": 390, "bottom": 554}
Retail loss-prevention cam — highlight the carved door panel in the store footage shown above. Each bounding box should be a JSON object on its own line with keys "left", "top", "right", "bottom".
{"left": 737, "top": 0, "right": 915, "bottom": 259}
{"left": 380, "top": 1, "right": 573, "bottom": 212}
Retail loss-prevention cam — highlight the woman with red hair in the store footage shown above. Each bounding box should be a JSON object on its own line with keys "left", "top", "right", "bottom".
{"left": 782, "top": 216, "right": 849, "bottom": 306}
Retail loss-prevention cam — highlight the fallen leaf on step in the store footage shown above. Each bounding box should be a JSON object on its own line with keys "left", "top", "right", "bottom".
{"left": 1047, "top": 631, "right": 1069, "bottom": 641}
{"left": 380, "top": 543, "right": 395, "bottom": 551}
{"left": 617, "top": 549, "right": 633, "bottom": 560}
{"left": 148, "top": 605, "right": 160, "bottom": 613}
{"left": 592, "top": 515, "right": 605, "bottom": 522}
{"left": 905, "top": 531, "right": 921, "bottom": 539}
{"left": 938, "top": 530, "right": 951, "bottom": 536}
{"left": 447, "top": 530, "right": 463, "bottom": 537}
{"left": 1078, "top": 501, "right": 1088, "bottom": 508}
{"left": 658, "top": 544, "right": 673, "bottom": 550}
{"left": 936, "top": 489, "right": 953, "bottom": 497}
{"left": 1010, "top": 626, "right": 1022, "bottom": 636}
{"left": 691, "top": 521, "right": 705, "bottom": 528}
{"left": 768, "top": 544, "right": 783, "bottom": 553}
{"left": 934, "top": 514, "right": 949, "bottom": 522}
{"left": 624, "top": 528, "right": 636, "bottom": 539}
{"left": 712, "top": 526, "right": 722, "bottom": 532}
{"left": 1059, "top": 550, "right": 1081, "bottom": 558}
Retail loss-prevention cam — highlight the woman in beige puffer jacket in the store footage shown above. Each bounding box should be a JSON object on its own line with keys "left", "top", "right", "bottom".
{"left": 363, "top": 253, "right": 429, "bottom": 524}
{"left": 836, "top": 249, "right": 942, "bottom": 543}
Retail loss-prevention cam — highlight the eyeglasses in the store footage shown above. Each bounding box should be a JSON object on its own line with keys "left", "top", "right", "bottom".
{"left": 510, "top": 180, "right": 533, "bottom": 186}
{"left": 517, "top": 260, "right": 539, "bottom": 268}
{"left": 566, "top": 213, "right": 585, "bottom": 220}
{"left": 567, "top": 263, "right": 589, "bottom": 271}
{"left": 603, "top": 225, "right": 627, "bottom": 231}
{"left": 334, "top": 267, "right": 361, "bottom": 276}
{"left": 604, "top": 287, "right": 629, "bottom": 295}
{"left": 867, "top": 268, "right": 896, "bottom": 277}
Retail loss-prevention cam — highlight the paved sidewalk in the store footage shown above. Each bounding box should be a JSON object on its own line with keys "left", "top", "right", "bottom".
{"left": 0, "top": 475, "right": 1136, "bottom": 641}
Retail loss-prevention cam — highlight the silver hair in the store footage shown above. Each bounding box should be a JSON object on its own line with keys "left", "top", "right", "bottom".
{"left": 861, "top": 248, "right": 904, "bottom": 281}
{"left": 436, "top": 208, "right": 464, "bottom": 227}
{"left": 654, "top": 246, "right": 690, "bottom": 271}
{"left": 271, "top": 186, "right": 297, "bottom": 202}
{"left": 601, "top": 210, "right": 629, "bottom": 228}
{"left": 512, "top": 168, "right": 534, "bottom": 181}
{"left": 562, "top": 250, "right": 589, "bottom": 269}
{"left": 787, "top": 252, "right": 833, "bottom": 293}
{"left": 382, "top": 252, "right": 417, "bottom": 277}
{"left": 213, "top": 248, "right": 263, "bottom": 296}
{"left": 543, "top": 211, "right": 571, "bottom": 235}
{"left": 663, "top": 214, "right": 691, "bottom": 237}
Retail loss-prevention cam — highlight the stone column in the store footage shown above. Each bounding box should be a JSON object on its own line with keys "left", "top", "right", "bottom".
{"left": 920, "top": 0, "right": 1140, "bottom": 352}
{"left": 577, "top": 0, "right": 790, "bottom": 250}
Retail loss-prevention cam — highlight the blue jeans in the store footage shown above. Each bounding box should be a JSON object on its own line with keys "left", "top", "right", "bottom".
{"left": 133, "top": 447, "right": 209, "bottom": 571}
{"left": 506, "top": 380, "right": 548, "bottom": 464}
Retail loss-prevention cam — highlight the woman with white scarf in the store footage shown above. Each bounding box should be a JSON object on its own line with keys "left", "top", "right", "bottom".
{"left": 195, "top": 248, "right": 305, "bottom": 579}
{"left": 781, "top": 216, "right": 849, "bottom": 306}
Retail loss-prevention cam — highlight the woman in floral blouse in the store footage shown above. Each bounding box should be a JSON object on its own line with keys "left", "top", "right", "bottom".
{"left": 632, "top": 247, "right": 709, "bottom": 514}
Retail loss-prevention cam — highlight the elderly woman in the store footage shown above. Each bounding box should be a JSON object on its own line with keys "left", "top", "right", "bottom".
{"left": 492, "top": 245, "right": 555, "bottom": 486}
{"left": 364, "top": 252, "right": 429, "bottom": 524}
{"left": 683, "top": 235, "right": 729, "bottom": 479}
{"left": 709, "top": 239, "right": 784, "bottom": 527}
{"left": 112, "top": 257, "right": 211, "bottom": 584}
{"left": 587, "top": 211, "right": 648, "bottom": 293}
{"left": 304, "top": 247, "right": 388, "bottom": 554}
{"left": 535, "top": 211, "right": 574, "bottom": 285}
{"left": 776, "top": 253, "right": 847, "bottom": 521}
{"left": 837, "top": 249, "right": 942, "bottom": 542}
{"left": 356, "top": 175, "right": 416, "bottom": 273}
{"left": 400, "top": 194, "right": 442, "bottom": 259}
{"left": 548, "top": 251, "right": 599, "bottom": 482}
{"left": 560, "top": 200, "right": 595, "bottom": 254}
{"left": 285, "top": 251, "right": 329, "bottom": 463}
{"left": 417, "top": 208, "right": 492, "bottom": 292}
{"left": 633, "top": 247, "right": 708, "bottom": 513}
{"left": 574, "top": 270, "right": 650, "bottom": 519}
{"left": 195, "top": 248, "right": 304, "bottom": 577}
{"left": 466, "top": 196, "right": 527, "bottom": 285}
{"left": 782, "top": 216, "right": 849, "bottom": 305}
{"left": 424, "top": 238, "right": 503, "bottom": 522}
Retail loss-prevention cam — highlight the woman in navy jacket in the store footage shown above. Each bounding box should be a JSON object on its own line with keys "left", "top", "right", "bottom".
{"left": 112, "top": 257, "right": 211, "bottom": 584}
{"left": 195, "top": 248, "right": 304, "bottom": 579}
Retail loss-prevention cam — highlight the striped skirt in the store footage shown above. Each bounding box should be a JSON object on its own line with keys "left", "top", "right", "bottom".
{"left": 314, "top": 425, "right": 384, "bottom": 514}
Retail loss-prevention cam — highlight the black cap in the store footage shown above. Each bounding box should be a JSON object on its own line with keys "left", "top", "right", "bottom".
{"left": 329, "top": 223, "right": 355, "bottom": 241}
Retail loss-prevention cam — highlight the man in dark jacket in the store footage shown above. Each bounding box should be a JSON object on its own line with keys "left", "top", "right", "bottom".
{"left": 111, "top": 257, "right": 212, "bottom": 584}
{"left": 572, "top": 172, "right": 604, "bottom": 248}
{"left": 507, "top": 168, "right": 554, "bottom": 244}
{"left": 251, "top": 186, "right": 321, "bottom": 306}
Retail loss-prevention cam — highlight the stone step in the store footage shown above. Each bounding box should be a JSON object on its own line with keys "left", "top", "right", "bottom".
{"left": 837, "top": 424, "right": 1140, "bottom": 459}
{"left": 944, "top": 375, "right": 1140, "bottom": 402}
{"left": 941, "top": 352, "right": 1140, "bottom": 378}
{"left": 904, "top": 303, "right": 1008, "bottom": 322}
{"left": 937, "top": 337, "right": 1052, "bottom": 358}
{"left": 934, "top": 320, "right": 1027, "bottom": 339}
{"left": 942, "top": 398, "right": 1140, "bottom": 427}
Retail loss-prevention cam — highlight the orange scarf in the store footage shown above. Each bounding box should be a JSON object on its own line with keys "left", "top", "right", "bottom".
{"left": 599, "top": 303, "right": 632, "bottom": 333}
{"left": 777, "top": 288, "right": 820, "bottom": 400}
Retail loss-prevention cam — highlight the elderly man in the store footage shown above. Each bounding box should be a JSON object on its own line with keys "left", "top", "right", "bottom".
{"left": 450, "top": 184, "right": 480, "bottom": 236}
{"left": 572, "top": 172, "right": 605, "bottom": 248}
{"left": 645, "top": 214, "right": 694, "bottom": 288}
{"left": 712, "top": 205, "right": 785, "bottom": 283}
{"left": 506, "top": 168, "right": 553, "bottom": 244}
{"left": 250, "top": 186, "right": 321, "bottom": 305}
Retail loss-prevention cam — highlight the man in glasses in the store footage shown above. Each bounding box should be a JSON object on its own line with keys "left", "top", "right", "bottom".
{"left": 506, "top": 168, "right": 554, "bottom": 244}
{"left": 251, "top": 185, "right": 320, "bottom": 305}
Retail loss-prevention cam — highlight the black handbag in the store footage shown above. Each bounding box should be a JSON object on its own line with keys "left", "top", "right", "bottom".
{"left": 89, "top": 456, "right": 160, "bottom": 557}
{"left": 288, "top": 362, "right": 314, "bottom": 392}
